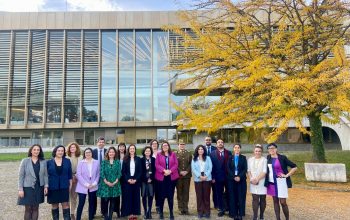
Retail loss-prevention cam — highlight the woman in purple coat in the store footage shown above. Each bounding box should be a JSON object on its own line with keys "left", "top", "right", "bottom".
{"left": 75, "top": 148, "right": 100, "bottom": 220}
{"left": 155, "top": 141, "right": 179, "bottom": 220}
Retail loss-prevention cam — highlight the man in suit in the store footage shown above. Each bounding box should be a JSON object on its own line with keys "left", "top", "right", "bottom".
{"left": 204, "top": 136, "right": 218, "bottom": 209}
{"left": 175, "top": 139, "right": 192, "bottom": 215}
{"left": 210, "top": 138, "right": 232, "bottom": 217}
{"left": 92, "top": 136, "right": 107, "bottom": 218}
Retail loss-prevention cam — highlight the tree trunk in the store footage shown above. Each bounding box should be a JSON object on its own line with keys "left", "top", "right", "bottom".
{"left": 308, "top": 112, "right": 327, "bottom": 162}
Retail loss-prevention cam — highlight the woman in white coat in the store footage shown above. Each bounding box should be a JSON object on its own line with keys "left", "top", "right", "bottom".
{"left": 248, "top": 144, "right": 267, "bottom": 220}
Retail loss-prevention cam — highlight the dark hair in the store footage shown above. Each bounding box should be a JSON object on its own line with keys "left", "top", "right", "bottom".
{"left": 28, "top": 144, "right": 44, "bottom": 160}
{"left": 266, "top": 143, "right": 278, "bottom": 149}
{"left": 193, "top": 144, "right": 207, "bottom": 161}
{"left": 124, "top": 144, "right": 137, "bottom": 161}
{"left": 52, "top": 145, "right": 66, "bottom": 158}
{"left": 234, "top": 143, "right": 242, "bottom": 148}
{"left": 105, "top": 146, "right": 118, "bottom": 160}
{"left": 142, "top": 146, "right": 153, "bottom": 157}
{"left": 216, "top": 138, "right": 224, "bottom": 143}
{"left": 160, "top": 141, "right": 172, "bottom": 155}
{"left": 97, "top": 136, "right": 105, "bottom": 142}
{"left": 83, "top": 147, "right": 93, "bottom": 159}
{"left": 149, "top": 139, "right": 159, "bottom": 149}
{"left": 117, "top": 142, "right": 126, "bottom": 159}
{"left": 66, "top": 142, "right": 81, "bottom": 157}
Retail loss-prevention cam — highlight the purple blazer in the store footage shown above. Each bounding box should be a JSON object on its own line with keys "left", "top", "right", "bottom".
{"left": 155, "top": 152, "right": 179, "bottom": 181}
{"left": 75, "top": 159, "right": 100, "bottom": 194}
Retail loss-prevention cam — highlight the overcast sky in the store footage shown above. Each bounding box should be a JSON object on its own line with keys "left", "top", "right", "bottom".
{"left": 0, "top": 0, "right": 196, "bottom": 12}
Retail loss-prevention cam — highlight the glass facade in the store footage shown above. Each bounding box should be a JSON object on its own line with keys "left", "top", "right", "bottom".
{"left": 101, "top": 31, "right": 117, "bottom": 122}
{"left": 10, "top": 31, "right": 28, "bottom": 125}
{"left": 119, "top": 31, "right": 135, "bottom": 121}
{"left": 28, "top": 31, "right": 46, "bottom": 124}
{"left": 0, "top": 31, "right": 11, "bottom": 124}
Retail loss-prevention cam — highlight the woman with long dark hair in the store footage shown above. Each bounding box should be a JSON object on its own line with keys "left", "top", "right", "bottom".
{"left": 191, "top": 144, "right": 213, "bottom": 218}
{"left": 121, "top": 144, "right": 142, "bottom": 220}
{"left": 97, "top": 147, "right": 121, "bottom": 220}
{"left": 141, "top": 146, "right": 156, "bottom": 219}
{"left": 115, "top": 142, "right": 126, "bottom": 217}
{"left": 149, "top": 139, "right": 161, "bottom": 214}
{"left": 47, "top": 145, "right": 72, "bottom": 220}
{"left": 18, "top": 144, "right": 48, "bottom": 220}
{"left": 155, "top": 141, "right": 179, "bottom": 220}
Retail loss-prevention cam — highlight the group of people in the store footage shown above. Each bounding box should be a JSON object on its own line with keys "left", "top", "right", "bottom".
{"left": 17, "top": 136, "right": 297, "bottom": 220}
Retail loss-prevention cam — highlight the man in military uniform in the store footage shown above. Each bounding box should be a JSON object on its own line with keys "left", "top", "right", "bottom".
{"left": 176, "top": 139, "right": 192, "bottom": 215}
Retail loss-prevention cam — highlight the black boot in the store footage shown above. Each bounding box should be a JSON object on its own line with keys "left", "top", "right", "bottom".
{"left": 63, "top": 209, "right": 71, "bottom": 220}
{"left": 159, "top": 212, "right": 164, "bottom": 220}
{"left": 147, "top": 209, "right": 152, "bottom": 219}
{"left": 169, "top": 210, "right": 174, "bottom": 220}
{"left": 52, "top": 208, "right": 59, "bottom": 220}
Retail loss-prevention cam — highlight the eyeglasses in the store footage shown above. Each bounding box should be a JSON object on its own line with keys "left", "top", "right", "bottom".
{"left": 205, "top": 139, "right": 211, "bottom": 141}
{"left": 267, "top": 147, "right": 276, "bottom": 150}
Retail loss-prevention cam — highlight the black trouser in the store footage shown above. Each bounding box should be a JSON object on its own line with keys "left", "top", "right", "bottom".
{"left": 76, "top": 190, "right": 97, "bottom": 220}
{"left": 159, "top": 177, "right": 177, "bottom": 215}
{"left": 214, "top": 180, "right": 228, "bottom": 212}
{"left": 227, "top": 179, "right": 247, "bottom": 217}
{"left": 101, "top": 197, "right": 118, "bottom": 220}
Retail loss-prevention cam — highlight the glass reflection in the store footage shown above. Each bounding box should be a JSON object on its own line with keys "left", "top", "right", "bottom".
{"left": 83, "top": 31, "right": 99, "bottom": 122}
{"left": 101, "top": 31, "right": 117, "bottom": 122}
{"left": 10, "top": 31, "right": 28, "bottom": 125}
{"left": 28, "top": 31, "right": 46, "bottom": 124}
{"left": 119, "top": 31, "right": 135, "bottom": 121}
{"left": 136, "top": 31, "right": 152, "bottom": 121}
{"left": 153, "top": 31, "right": 170, "bottom": 121}
{"left": 65, "top": 31, "right": 81, "bottom": 123}
{"left": 0, "top": 31, "right": 11, "bottom": 124}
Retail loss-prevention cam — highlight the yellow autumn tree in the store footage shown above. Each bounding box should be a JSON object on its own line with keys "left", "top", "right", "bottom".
{"left": 167, "top": 0, "right": 350, "bottom": 162}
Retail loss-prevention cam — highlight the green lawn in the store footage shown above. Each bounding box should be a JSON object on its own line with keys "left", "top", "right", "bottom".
{"left": 285, "top": 151, "right": 350, "bottom": 188}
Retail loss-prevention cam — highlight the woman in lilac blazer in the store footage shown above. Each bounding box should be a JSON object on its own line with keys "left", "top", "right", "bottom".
{"left": 75, "top": 148, "right": 100, "bottom": 220}
{"left": 155, "top": 141, "right": 179, "bottom": 220}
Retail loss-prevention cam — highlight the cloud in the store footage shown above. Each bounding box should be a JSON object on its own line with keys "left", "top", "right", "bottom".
{"left": 0, "top": 0, "right": 46, "bottom": 11}
{"left": 67, "top": 0, "right": 122, "bottom": 11}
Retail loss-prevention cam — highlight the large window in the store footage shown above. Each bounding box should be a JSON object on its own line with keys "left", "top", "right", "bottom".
{"left": 28, "top": 31, "right": 46, "bottom": 124}
{"left": 119, "top": 31, "right": 135, "bottom": 121}
{"left": 0, "top": 31, "right": 11, "bottom": 124}
{"left": 136, "top": 31, "right": 152, "bottom": 121}
{"left": 47, "top": 31, "right": 64, "bottom": 123}
{"left": 101, "top": 31, "right": 117, "bottom": 122}
{"left": 10, "top": 31, "right": 28, "bottom": 125}
{"left": 83, "top": 31, "right": 99, "bottom": 122}
{"left": 64, "top": 31, "right": 81, "bottom": 123}
{"left": 153, "top": 31, "right": 170, "bottom": 121}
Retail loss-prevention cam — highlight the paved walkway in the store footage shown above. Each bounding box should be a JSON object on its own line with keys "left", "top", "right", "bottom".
{"left": 1, "top": 161, "right": 349, "bottom": 219}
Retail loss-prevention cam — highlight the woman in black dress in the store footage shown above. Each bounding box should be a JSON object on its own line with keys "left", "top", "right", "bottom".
{"left": 18, "top": 144, "right": 48, "bottom": 220}
{"left": 141, "top": 146, "right": 156, "bottom": 219}
{"left": 121, "top": 144, "right": 142, "bottom": 220}
{"left": 47, "top": 145, "right": 73, "bottom": 220}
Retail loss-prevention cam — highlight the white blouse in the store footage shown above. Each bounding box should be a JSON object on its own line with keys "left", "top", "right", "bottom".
{"left": 130, "top": 159, "right": 135, "bottom": 176}
{"left": 199, "top": 159, "right": 205, "bottom": 173}
{"left": 248, "top": 156, "right": 267, "bottom": 195}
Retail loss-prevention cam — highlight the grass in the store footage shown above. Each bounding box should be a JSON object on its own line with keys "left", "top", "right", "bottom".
{"left": 284, "top": 150, "right": 350, "bottom": 189}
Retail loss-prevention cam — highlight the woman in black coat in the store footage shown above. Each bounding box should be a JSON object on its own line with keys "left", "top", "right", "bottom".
{"left": 227, "top": 144, "right": 247, "bottom": 220}
{"left": 141, "top": 146, "right": 156, "bottom": 219}
{"left": 264, "top": 143, "right": 297, "bottom": 220}
{"left": 121, "top": 144, "right": 142, "bottom": 220}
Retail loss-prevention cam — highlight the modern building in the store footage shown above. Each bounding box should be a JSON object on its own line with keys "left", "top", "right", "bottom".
{"left": 0, "top": 11, "right": 348, "bottom": 150}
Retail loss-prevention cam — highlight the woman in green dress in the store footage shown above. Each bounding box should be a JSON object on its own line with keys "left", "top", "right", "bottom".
{"left": 97, "top": 146, "right": 121, "bottom": 220}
